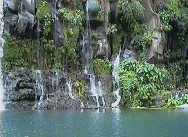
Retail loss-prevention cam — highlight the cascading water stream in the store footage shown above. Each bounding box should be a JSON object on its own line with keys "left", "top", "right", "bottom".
{"left": 54, "top": 70, "right": 59, "bottom": 91}
{"left": 35, "top": 70, "right": 45, "bottom": 108}
{"left": 98, "top": 81, "right": 105, "bottom": 107}
{"left": 90, "top": 75, "right": 100, "bottom": 107}
{"left": 51, "top": 70, "right": 59, "bottom": 93}
{"left": 82, "top": 0, "right": 103, "bottom": 108}
{"left": 66, "top": 79, "right": 75, "bottom": 99}
{"left": 0, "top": 0, "right": 5, "bottom": 110}
{"left": 111, "top": 50, "right": 121, "bottom": 108}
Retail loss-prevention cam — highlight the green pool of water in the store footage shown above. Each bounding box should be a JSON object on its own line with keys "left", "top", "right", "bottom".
{"left": 0, "top": 109, "right": 187, "bottom": 137}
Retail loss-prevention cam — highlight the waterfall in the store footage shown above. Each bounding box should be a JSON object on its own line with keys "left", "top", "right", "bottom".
{"left": 66, "top": 79, "right": 75, "bottom": 99}
{"left": 111, "top": 50, "right": 121, "bottom": 108}
{"left": 4, "top": 73, "right": 12, "bottom": 103}
{"left": 51, "top": 70, "right": 59, "bottom": 92}
{"left": 98, "top": 81, "right": 105, "bottom": 107}
{"left": 90, "top": 75, "right": 100, "bottom": 107}
{"left": 35, "top": 70, "right": 45, "bottom": 108}
{"left": 54, "top": 71, "right": 59, "bottom": 91}
{"left": 0, "top": 0, "right": 5, "bottom": 110}
{"left": 82, "top": 35, "right": 90, "bottom": 74}
{"left": 81, "top": 1, "right": 103, "bottom": 108}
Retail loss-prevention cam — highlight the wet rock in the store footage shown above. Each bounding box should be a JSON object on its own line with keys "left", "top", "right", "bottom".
{"left": 4, "top": 0, "right": 20, "bottom": 13}
{"left": 6, "top": 101, "right": 36, "bottom": 111}
{"left": 100, "top": 75, "right": 112, "bottom": 93}
{"left": 96, "top": 39, "right": 110, "bottom": 58}
{"left": 4, "top": 70, "right": 35, "bottom": 102}
{"left": 3, "top": 69, "right": 117, "bottom": 110}
{"left": 123, "top": 49, "right": 136, "bottom": 60}
{"left": 83, "top": 93, "right": 115, "bottom": 108}
{"left": 4, "top": 0, "right": 36, "bottom": 36}
{"left": 53, "top": 17, "right": 64, "bottom": 47}
{"left": 3, "top": 70, "right": 82, "bottom": 110}
{"left": 21, "top": 0, "right": 36, "bottom": 14}
{"left": 4, "top": 14, "right": 18, "bottom": 33}
{"left": 40, "top": 92, "right": 81, "bottom": 110}
{"left": 17, "top": 11, "right": 35, "bottom": 34}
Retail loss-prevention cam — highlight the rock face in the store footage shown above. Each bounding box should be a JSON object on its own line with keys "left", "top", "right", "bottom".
{"left": 4, "top": 0, "right": 36, "bottom": 36}
{"left": 3, "top": 70, "right": 79, "bottom": 110}
{"left": 86, "top": 0, "right": 100, "bottom": 20}
{"left": 2, "top": 0, "right": 117, "bottom": 110}
{"left": 4, "top": 70, "right": 36, "bottom": 110}
{"left": 3, "top": 70, "right": 115, "bottom": 110}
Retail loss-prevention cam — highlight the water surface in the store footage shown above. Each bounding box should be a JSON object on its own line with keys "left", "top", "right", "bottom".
{"left": 0, "top": 109, "right": 188, "bottom": 137}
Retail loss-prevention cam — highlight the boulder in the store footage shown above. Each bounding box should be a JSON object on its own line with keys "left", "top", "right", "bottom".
{"left": 4, "top": 0, "right": 20, "bottom": 13}
{"left": 53, "top": 16, "right": 64, "bottom": 47}
{"left": 123, "top": 49, "right": 136, "bottom": 60}
{"left": 4, "top": 14, "right": 18, "bottom": 33}
{"left": 96, "top": 39, "right": 110, "bottom": 58}
{"left": 17, "top": 11, "right": 35, "bottom": 33}
{"left": 86, "top": 0, "right": 100, "bottom": 20}
{"left": 21, "top": 0, "right": 36, "bottom": 14}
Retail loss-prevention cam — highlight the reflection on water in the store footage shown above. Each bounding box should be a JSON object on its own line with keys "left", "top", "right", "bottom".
{"left": 0, "top": 109, "right": 188, "bottom": 137}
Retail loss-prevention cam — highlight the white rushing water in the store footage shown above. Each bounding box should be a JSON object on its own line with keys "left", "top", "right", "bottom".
{"left": 66, "top": 79, "right": 75, "bottom": 99}
{"left": 35, "top": 70, "right": 45, "bottom": 108}
{"left": 0, "top": 0, "right": 5, "bottom": 110}
{"left": 111, "top": 51, "right": 121, "bottom": 108}
{"left": 98, "top": 81, "right": 105, "bottom": 107}
{"left": 52, "top": 70, "right": 59, "bottom": 92}
{"left": 90, "top": 75, "right": 100, "bottom": 107}
{"left": 82, "top": 1, "right": 108, "bottom": 108}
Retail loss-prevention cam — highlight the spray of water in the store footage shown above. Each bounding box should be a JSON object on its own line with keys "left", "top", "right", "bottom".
{"left": 35, "top": 70, "right": 45, "bottom": 109}
{"left": 90, "top": 75, "right": 100, "bottom": 107}
{"left": 98, "top": 81, "right": 105, "bottom": 107}
{"left": 66, "top": 79, "right": 75, "bottom": 100}
{"left": 111, "top": 50, "right": 121, "bottom": 108}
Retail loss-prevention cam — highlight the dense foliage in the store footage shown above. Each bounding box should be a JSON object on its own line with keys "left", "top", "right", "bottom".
{"left": 36, "top": 1, "right": 53, "bottom": 39}
{"left": 3, "top": 0, "right": 188, "bottom": 108}
{"left": 119, "top": 60, "right": 170, "bottom": 107}
{"left": 3, "top": 36, "right": 37, "bottom": 70}
{"left": 93, "top": 59, "right": 112, "bottom": 76}
{"left": 59, "top": 8, "right": 84, "bottom": 27}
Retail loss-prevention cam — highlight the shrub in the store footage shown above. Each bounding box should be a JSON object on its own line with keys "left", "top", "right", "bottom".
{"left": 59, "top": 8, "right": 84, "bottom": 27}
{"left": 93, "top": 59, "right": 112, "bottom": 76}
{"left": 119, "top": 60, "right": 170, "bottom": 107}
{"left": 166, "top": 94, "right": 188, "bottom": 108}
{"left": 159, "top": 0, "right": 182, "bottom": 31}
{"left": 118, "top": 0, "right": 144, "bottom": 24}
{"left": 75, "top": 80, "right": 86, "bottom": 101}
{"left": 3, "top": 36, "right": 37, "bottom": 70}
{"left": 36, "top": 1, "right": 53, "bottom": 39}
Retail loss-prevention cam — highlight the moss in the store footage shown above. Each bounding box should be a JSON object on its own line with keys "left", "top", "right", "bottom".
{"left": 3, "top": 36, "right": 37, "bottom": 71}
{"left": 112, "top": 33, "right": 122, "bottom": 55}
{"left": 75, "top": 80, "right": 86, "bottom": 101}
{"left": 3, "top": 35, "right": 75, "bottom": 71}
{"left": 59, "top": 7, "right": 84, "bottom": 71}
{"left": 43, "top": 40, "right": 56, "bottom": 70}
{"left": 36, "top": 0, "right": 53, "bottom": 39}
{"left": 119, "top": 60, "right": 171, "bottom": 107}
{"left": 59, "top": 8, "right": 84, "bottom": 27}
{"left": 93, "top": 59, "right": 112, "bottom": 76}
{"left": 63, "top": 26, "right": 80, "bottom": 71}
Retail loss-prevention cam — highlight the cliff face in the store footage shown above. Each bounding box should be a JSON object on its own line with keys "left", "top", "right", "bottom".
{"left": 2, "top": 0, "right": 188, "bottom": 110}
{"left": 2, "top": 0, "right": 118, "bottom": 110}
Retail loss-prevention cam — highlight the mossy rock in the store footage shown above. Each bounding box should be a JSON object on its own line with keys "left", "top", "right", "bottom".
{"left": 93, "top": 59, "right": 112, "bottom": 76}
